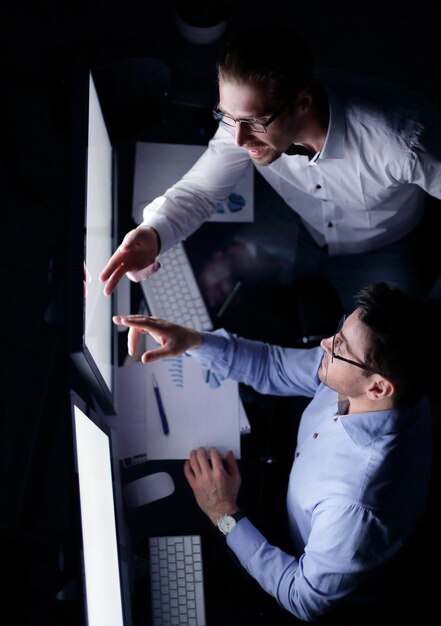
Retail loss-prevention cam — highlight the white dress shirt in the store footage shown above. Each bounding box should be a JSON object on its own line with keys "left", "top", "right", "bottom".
{"left": 188, "top": 329, "right": 432, "bottom": 622}
{"left": 141, "top": 76, "right": 441, "bottom": 256}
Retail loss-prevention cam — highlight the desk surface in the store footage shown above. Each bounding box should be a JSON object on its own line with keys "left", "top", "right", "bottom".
{"left": 120, "top": 394, "right": 308, "bottom": 626}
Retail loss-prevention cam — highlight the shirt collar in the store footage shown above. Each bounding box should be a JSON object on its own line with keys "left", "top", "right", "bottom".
{"left": 339, "top": 397, "right": 427, "bottom": 447}
{"left": 284, "top": 87, "right": 345, "bottom": 161}
{"left": 318, "top": 87, "right": 346, "bottom": 160}
{"left": 284, "top": 144, "right": 316, "bottom": 158}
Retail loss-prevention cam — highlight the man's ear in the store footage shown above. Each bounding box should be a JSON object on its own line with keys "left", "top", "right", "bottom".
{"left": 366, "top": 376, "right": 395, "bottom": 401}
{"left": 296, "top": 88, "right": 313, "bottom": 112}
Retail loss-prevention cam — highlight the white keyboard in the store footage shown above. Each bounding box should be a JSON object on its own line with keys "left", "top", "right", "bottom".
{"left": 141, "top": 243, "right": 213, "bottom": 331}
{"left": 149, "top": 534, "right": 206, "bottom": 626}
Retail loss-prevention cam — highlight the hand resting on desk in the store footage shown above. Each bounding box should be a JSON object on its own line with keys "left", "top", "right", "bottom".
{"left": 184, "top": 447, "right": 241, "bottom": 527}
{"left": 100, "top": 225, "right": 161, "bottom": 296}
{"left": 112, "top": 315, "right": 203, "bottom": 363}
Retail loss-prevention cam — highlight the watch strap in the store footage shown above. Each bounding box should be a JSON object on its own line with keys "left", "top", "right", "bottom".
{"left": 217, "top": 511, "right": 245, "bottom": 536}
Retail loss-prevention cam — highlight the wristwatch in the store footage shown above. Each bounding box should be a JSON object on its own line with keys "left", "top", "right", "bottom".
{"left": 217, "top": 511, "right": 245, "bottom": 536}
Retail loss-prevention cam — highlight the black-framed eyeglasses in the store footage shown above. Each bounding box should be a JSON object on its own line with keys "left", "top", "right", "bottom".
{"left": 212, "top": 103, "right": 286, "bottom": 133}
{"left": 331, "top": 315, "right": 385, "bottom": 376}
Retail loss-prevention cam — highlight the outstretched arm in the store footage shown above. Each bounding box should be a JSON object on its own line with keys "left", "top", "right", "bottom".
{"left": 112, "top": 315, "right": 203, "bottom": 363}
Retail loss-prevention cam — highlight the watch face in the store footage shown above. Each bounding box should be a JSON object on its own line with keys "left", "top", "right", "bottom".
{"left": 218, "top": 514, "right": 236, "bottom": 535}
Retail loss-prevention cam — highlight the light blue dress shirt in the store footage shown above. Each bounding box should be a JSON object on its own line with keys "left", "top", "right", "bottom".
{"left": 189, "top": 329, "right": 432, "bottom": 622}
{"left": 141, "top": 74, "right": 441, "bottom": 256}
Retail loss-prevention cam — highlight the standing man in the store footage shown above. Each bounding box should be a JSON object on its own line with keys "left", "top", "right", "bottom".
{"left": 101, "top": 27, "right": 441, "bottom": 312}
{"left": 113, "top": 282, "right": 438, "bottom": 622}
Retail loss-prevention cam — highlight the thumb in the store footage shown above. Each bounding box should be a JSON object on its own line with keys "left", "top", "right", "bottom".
{"left": 142, "top": 345, "right": 174, "bottom": 363}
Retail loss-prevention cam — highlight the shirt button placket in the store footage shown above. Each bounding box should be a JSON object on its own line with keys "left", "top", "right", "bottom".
{"left": 309, "top": 170, "right": 336, "bottom": 247}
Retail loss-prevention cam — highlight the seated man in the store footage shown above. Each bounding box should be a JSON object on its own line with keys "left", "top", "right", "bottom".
{"left": 113, "top": 283, "right": 437, "bottom": 622}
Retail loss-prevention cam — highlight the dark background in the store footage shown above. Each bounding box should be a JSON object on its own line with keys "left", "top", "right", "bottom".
{"left": 1, "top": 1, "right": 440, "bottom": 624}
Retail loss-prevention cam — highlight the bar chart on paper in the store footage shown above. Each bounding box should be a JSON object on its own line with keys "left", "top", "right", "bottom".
{"left": 144, "top": 347, "right": 241, "bottom": 460}
{"left": 115, "top": 334, "right": 249, "bottom": 462}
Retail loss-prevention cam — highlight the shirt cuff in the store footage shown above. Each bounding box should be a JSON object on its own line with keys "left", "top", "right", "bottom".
{"left": 226, "top": 516, "right": 267, "bottom": 562}
{"left": 141, "top": 197, "right": 178, "bottom": 253}
{"left": 185, "top": 330, "right": 227, "bottom": 356}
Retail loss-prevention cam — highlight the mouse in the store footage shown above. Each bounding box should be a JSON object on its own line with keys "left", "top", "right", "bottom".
{"left": 124, "top": 472, "right": 175, "bottom": 507}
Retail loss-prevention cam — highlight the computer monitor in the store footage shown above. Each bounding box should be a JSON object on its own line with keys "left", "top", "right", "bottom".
{"left": 67, "top": 67, "right": 117, "bottom": 415}
{"left": 70, "top": 390, "right": 132, "bottom": 626}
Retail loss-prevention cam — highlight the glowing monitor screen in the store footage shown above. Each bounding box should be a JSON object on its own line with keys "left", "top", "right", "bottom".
{"left": 84, "top": 74, "right": 113, "bottom": 393}
{"left": 73, "top": 403, "right": 124, "bottom": 626}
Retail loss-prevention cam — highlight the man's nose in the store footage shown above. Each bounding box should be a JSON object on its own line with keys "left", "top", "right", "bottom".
{"left": 234, "top": 121, "right": 252, "bottom": 147}
{"left": 320, "top": 335, "right": 333, "bottom": 354}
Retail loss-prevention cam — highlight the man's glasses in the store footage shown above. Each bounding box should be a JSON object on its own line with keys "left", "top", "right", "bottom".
{"left": 212, "top": 103, "right": 286, "bottom": 133}
{"left": 331, "top": 315, "right": 385, "bottom": 376}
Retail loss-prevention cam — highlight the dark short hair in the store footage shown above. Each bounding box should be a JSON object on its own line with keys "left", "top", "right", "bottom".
{"left": 356, "top": 282, "right": 440, "bottom": 407}
{"left": 216, "top": 26, "right": 315, "bottom": 106}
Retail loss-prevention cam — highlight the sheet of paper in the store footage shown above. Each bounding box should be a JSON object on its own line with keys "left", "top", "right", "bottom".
{"left": 144, "top": 353, "right": 241, "bottom": 459}
{"left": 114, "top": 344, "right": 242, "bottom": 460}
{"left": 239, "top": 401, "right": 251, "bottom": 435}
{"left": 110, "top": 361, "right": 149, "bottom": 461}
{"left": 132, "top": 141, "right": 254, "bottom": 224}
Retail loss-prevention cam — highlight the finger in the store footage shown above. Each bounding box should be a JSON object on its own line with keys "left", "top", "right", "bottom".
{"left": 224, "top": 450, "right": 240, "bottom": 478}
{"left": 113, "top": 314, "right": 151, "bottom": 323}
{"left": 127, "top": 327, "right": 144, "bottom": 356}
{"left": 186, "top": 449, "right": 203, "bottom": 477}
{"left": 207, "top": 448, "right": 225, "bottom": 472}
{"left": 99, "top": 249, "right": 125, "bottom": 282}
{"left": 195, "top": 447, "right": 212, "bottom": 475}
{"left": 113, "top": 316, "right": 170, "bottom": 331}
{"left": 103, "top": 265, "right": 128, "bottom": 296}
{"left": 112, "top": 315, "right": 126, "bottom": 326}
{"left": 113, "top": 314, "right": 147, "bottom": 326}
{"left": 190, "top": 448, "right": 207, "bottom": 472}
{"left": 183, "top": 460, "right": 197, "bottom": 487}
{"left": 112, "top": 317, "right": 172, "bottom": 358}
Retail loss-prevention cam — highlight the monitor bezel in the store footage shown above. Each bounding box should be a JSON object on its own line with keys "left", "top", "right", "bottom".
{"left": 66, "top": 64, "right": 118, "bottom": 416}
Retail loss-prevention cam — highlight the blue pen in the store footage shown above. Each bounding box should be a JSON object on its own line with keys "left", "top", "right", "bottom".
{"left": 152, "top": 374, "right": 170, "bottom": 436}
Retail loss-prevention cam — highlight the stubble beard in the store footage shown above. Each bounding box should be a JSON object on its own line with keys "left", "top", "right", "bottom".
{"left": 249, "top": 147, "right": 283, "bottom": 166}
